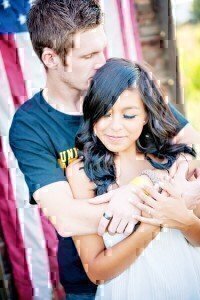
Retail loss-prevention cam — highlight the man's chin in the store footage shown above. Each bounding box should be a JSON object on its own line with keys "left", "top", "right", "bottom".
{"left": 78, "top": 80, "right": 93, "bottom": 93}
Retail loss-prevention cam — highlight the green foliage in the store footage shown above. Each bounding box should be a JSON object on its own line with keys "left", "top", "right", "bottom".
{"left": 193, "top": 0, "right": 200, "bottom": 22}
{"left": 177, "top": 23, "right": 200, "bottom": 131}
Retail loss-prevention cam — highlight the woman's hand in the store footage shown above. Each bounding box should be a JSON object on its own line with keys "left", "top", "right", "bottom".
{"left": 132, "top": 180, "right": 196, "bottom": 230}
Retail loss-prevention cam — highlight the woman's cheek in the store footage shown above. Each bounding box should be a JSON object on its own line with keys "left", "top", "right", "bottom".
{"left": 129, "top": 122, "right": 144, "bottom": 140}
{"left": 96, "top": 119, "right": 110, "bottom": 133}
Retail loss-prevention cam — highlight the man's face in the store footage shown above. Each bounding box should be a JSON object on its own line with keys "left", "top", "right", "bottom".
{"left": 58, "top": 25, "right": 107, "bottom": 91}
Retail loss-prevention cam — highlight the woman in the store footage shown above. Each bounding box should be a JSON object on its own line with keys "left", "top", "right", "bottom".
{"left": 66, "top": 58, "right": 200, "bottom": 299}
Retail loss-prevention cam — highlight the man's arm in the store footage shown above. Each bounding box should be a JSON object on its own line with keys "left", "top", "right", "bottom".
{"left": 33, "top": 181, "right": 111, "bottom": 237}
{"left": 174, "top": 123, "right": 200, "bottom": 145}
{"left": 9, "top": 115, "right": 111, "bottom": 237}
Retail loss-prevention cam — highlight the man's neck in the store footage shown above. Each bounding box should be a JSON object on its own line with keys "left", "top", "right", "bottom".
{"left": 44, "top": 79, "right": 83, "bottom": 114}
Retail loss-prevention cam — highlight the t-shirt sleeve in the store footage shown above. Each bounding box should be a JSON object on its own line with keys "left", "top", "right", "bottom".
{"left": 168, "top": 103, "right": 188, "bottom": 133}
{"left": 9, "top": 115, "right": 66, "bottom": 205}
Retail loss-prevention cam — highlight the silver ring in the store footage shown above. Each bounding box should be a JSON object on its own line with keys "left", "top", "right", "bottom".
{"left": 103, "top": 212, "right": 112, "bottom": 221}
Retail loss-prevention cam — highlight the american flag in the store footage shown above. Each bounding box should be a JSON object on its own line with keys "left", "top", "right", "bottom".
{"left": 0, "top": 0, "right": 142, "bottom": 299}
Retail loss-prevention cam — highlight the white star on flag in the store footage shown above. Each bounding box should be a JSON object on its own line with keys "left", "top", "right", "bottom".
{"left": 2, "top": 0, "right": 10, "bottom": 9}
{"left": 18, "top": 14, "right": 27, "bottom": 25}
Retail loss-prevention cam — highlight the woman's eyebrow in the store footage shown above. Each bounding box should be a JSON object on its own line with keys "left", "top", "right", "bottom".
{"left": 122, "top": 106, "right": 140, "bottom": 110}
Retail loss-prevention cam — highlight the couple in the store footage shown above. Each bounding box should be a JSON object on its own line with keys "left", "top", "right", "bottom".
{"left": 9, "top": 0, "right": 200, "bottom": 299}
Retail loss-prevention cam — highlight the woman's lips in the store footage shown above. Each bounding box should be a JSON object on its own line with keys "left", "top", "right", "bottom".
{"left": 105, "top": 135, "right": 126, "bottom": 142}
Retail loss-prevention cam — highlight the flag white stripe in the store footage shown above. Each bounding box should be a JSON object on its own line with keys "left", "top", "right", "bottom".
{"left": 102, "top": 0, "right": 126, "bottom": 58}
{"left": 15, "top": 32, "right": 46, "bottom": 98}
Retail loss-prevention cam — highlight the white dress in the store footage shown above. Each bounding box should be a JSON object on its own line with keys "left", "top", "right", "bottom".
{"left": 95, "top": 228, "right": 200, "bottom": 300}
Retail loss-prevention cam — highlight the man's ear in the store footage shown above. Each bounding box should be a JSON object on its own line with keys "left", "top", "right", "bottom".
{"left": 41, "top": 47, "right": 60, "bottom": 69}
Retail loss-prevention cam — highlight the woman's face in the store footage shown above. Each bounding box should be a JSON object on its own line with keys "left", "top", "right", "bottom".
{"left": 94, "top": 88, "right": 147, "bottom": 154}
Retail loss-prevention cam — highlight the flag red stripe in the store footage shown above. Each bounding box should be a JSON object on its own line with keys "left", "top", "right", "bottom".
{"left": 0, "top": 34, "right": 28, "bottom": 107}
{"left": 0, "top": 138, "right": 33, "bottom": 299}
{"left": 0, "top": 33, "right": 61, "bottom": 297}
{"left": 39, "top": 209, "right": 65, "bottom": 298}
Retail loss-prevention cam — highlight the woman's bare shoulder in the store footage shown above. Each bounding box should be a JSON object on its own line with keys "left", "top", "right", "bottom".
{"left": 66, "top": 158, "right": 84, "bottom": 176}
{"left": 66, "top": 159, "right": 95, "bottom": 199}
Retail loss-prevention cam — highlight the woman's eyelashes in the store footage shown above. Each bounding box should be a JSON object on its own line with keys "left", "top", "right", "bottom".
{"left": 103, "top": 113, "right": 137, "bottom": 119}
{"left": 123, "top": 114, "right": 137, "bottom": 119}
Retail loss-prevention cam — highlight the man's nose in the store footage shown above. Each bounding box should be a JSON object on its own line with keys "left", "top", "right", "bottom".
{"left": 94, "top": 52, "right": 106, "bottom": 70}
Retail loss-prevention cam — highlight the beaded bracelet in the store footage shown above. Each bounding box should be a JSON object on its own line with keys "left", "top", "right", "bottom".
{"left": 141, "top": 169, "right": 163, "bottom": 193}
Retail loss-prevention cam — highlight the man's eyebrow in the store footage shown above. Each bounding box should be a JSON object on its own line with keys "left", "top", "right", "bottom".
{"left": 81, "top": 40, "right": 107, "bottom": 57}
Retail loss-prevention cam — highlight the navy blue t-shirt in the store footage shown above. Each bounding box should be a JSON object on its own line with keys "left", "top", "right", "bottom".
{"left": 9, "top": 91, "right": 188, "bottom": 294}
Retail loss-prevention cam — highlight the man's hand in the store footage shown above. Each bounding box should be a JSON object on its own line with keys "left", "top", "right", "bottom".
{"left": 167, "top": 153, "right": 192, "bottom": 178}
{"left": 88, "top": 184, "right": 141, "bottom": 236}
{"left": 171, "top": 160, "right": 200, "bottom": 209}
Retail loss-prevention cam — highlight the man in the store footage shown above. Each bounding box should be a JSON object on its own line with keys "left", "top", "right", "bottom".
{"left": 9, "top": 0, "right": 200, "bottom": 299}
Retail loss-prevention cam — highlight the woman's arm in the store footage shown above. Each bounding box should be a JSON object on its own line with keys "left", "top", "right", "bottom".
{"left": 67, "top": 160, "right": 160, "bottom": 284}
{"left": 73, "top": 222, "right": 160, "bottom": 284}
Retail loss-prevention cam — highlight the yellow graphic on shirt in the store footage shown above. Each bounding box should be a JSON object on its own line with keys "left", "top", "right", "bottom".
{"left": 58, "top": 147, "right": 78, "bottom": 169}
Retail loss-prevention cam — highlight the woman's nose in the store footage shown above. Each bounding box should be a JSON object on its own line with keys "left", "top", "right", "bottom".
{"left": 110, "top": 117, "right": 123, "bottom": 131}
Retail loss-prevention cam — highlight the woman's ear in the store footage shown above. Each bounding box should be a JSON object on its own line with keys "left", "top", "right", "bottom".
{"left": 143, "top": 116, "right": 148, "bottom": 125}
{"left": 93, "top": 126, "right": 97, "bottom": 136}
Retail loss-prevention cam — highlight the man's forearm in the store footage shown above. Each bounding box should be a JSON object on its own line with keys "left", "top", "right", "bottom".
{"left": 175, "top": 124, "right": 200, "bottom": 145}
{"left": 34, "top": 182, "right": 108, "bottom": 238}
{"left": 58, "top": 199, "right": 107, "bottom": 237}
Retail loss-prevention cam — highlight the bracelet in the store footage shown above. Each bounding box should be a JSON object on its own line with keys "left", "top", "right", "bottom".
{"left": 141, "top": 169, "right": 163, "bottom": 193}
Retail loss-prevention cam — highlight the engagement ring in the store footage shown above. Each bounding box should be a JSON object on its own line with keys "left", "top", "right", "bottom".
{"left": 103, "top": 212, "right": 112, "bottom": 221}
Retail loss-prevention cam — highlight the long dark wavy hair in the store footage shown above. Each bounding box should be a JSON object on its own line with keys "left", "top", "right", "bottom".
{"left": 76, "top": 58, "right": 195, "bottom": 195}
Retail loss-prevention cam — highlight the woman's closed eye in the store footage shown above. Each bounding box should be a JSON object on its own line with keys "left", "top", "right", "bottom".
{"left": 123, "top": 114, "right": 137, "bottom": 119}
{"left": 103, "top": 113, "right": 137, "bottom": 119}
